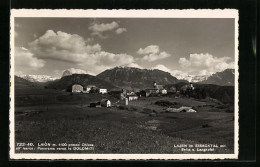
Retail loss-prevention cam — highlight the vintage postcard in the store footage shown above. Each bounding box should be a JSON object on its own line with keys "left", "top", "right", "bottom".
{"left": 10, "top": 9, "right": 239, "bottom": 160}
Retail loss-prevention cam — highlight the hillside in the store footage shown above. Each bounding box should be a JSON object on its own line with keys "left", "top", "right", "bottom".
{"left": 15, "top": 76, "right": 43, "bottom": 89}
{"left": 46, "top": 74, "right": 117, "bottom": 91}
{"left": 165, "top": 83, "right": 234, "bottom": 104}
{"left": 200, "top": 69, "right": 235, "bottom": 86}
{"left": 97, "top": 67, "right": 183, "bottom": 90}
{"left": 193, "top": 84, "right": 234, "bottom": 104}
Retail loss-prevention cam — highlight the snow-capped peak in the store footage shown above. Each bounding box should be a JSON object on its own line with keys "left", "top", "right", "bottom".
{"left": 173, "top": 74, "right": 209, "bottom": 82}
{"left": 62, "top": 68, "right": 88, "bottom": 77}
{"left": 17, "top": 74, "right": 59, "bottom": 83}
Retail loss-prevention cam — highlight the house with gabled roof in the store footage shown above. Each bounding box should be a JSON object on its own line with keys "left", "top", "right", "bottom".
{"left": 72, "top": 84, "right": 83, "bottom": 93}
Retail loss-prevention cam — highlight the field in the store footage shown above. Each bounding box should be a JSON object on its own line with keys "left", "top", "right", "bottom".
{"left": 14, "top": 87, "right": 234, "bottom": 154}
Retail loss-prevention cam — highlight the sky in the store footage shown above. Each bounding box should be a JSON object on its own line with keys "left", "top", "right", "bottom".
{"left": 14, "top": 18, "right": 235, "bottom": 78}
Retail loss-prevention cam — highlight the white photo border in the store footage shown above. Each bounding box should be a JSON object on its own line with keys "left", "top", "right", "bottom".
{"left": 10, "top": 9, "right": 239, "bottom": 160}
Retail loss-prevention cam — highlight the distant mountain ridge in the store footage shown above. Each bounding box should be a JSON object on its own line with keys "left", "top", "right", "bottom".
{"left": 174, "top": 74, "right": 209, "bottom": 83}
{"left": 17, "top": 74, "right": 58, "bottom": 83}
{"left": 62, "top": 68, "right": 87, "bottom": 77}
{"left": 17, "top": 68, "right": 235, "bottom": 91}
{"left": 200, "top": 69, "right": 234, "bottom": 86}
{"left": 46, "top": 74, "right": 116, "bottom": 91}
{"left": 96, "top": 66, "right": 183, "bottom": 90}
{"left": 15, "top": 76, "right": 42, "bottom": 88}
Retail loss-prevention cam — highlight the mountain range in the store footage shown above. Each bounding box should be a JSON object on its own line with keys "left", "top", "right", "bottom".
{"left": 16, "top": 67, "right": 235, "bottom": 91}
{"left": 15, "top": 76, "right": 43, "bottom": 88}
{"left": 200, "top": 69, "right": 235, "bottom": 86}
{"left": 46, "top": 74, "right": 116, "bottom": 91}
{"left": 16, "top": 74, "right": 58, "bottom": 83}
{"left": 62, "top": 68, "right": 88, "bottom": 77}
{"left": 96, "top": 67, "right": 181, "bottom": 90}
{"left": 174, "top": 74, "right": 209, "bottom": 83}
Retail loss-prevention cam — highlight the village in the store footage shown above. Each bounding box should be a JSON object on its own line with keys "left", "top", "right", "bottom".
{"left": 71, "top": 81, "right": 196, "bottom": 111}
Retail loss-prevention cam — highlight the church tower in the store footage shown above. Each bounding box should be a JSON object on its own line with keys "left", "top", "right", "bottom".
{"left": 153, "top": 81, "right": 157, "bottom": 88}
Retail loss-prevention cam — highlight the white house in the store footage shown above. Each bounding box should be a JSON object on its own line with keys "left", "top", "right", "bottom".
{"left": 72, "top": 84, "right": 83, "bottom": 93}
{"left": 128, "top": 95, "right": 138, "bottom": 101}
{"left": 160, "top": 89, "right": 167, "bottom": 94}
{"left": 100, "top": 99, "right": 111, "bottom": 107}
{"left": 99, "top": 88, "right": 108, "bottom": 94}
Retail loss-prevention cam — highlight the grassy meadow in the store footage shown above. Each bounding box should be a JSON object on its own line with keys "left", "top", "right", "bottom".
{"left": 14, "top": 87, "right": 234, "bottom": 154}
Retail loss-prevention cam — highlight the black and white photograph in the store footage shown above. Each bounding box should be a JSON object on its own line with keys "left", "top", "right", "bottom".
{"left": 10, "top": 9, "right": 239, "bottom": 159}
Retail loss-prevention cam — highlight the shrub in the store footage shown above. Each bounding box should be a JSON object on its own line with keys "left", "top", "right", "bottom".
{"left": 149, "top": 113, "right": 156, "bottom": 117}
{"left": 118, "top": 105, "right": 127, "bottom": 110}
{"left": 152, "top": 110, "right": 158, "bottom": 113}
{"left": 202, "top": 124, "right": 210, "bottom": 128}
{"left": 128, "top": 106, "right": 137, "bottom": 111}
{"left": 154, "top": 100, "right": 178, "bottom": 107}
{"left": 142, "top": 108, "right": 153, "bottom": 114}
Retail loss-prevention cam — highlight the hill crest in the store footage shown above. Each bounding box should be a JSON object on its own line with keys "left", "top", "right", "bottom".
{"left": 97, "top": 66, "right": 183, "bottom": 90}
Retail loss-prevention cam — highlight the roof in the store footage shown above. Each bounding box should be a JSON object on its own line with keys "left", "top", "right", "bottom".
{"left": 156, "top": 85, "right": 164, "bottom": 89}
{"left": 72, "top": 84, "right": 83, "bottom": 87}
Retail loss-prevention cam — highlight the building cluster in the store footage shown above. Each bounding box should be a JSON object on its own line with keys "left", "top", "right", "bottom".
{"left": 70, "top": 81, "right": 195, "bottom": 107}
{"left": 72, "top": 84, "right": 107, "bottom": 94}
{"left": 143, "top": 81, "right": 168, "bottom": 97}
{"left": 180, "top": 83, "right": 195, "bottom": 94}
{"left": 109, "top": 88, "right": 139, "bottom": 102}
{"left": 90, "top": 99, "right": 111, "bottom": 108}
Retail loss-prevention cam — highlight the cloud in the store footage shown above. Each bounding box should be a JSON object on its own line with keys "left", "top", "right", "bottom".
{"left": 64, "top": 68, "right": 88, "bottom": 74}
{"left": 115, "top": 28, "right": 127, "bottom": 34}
{"left": 151, "top": 64, "right": 191, "bottom": 80}
{"left": 137, "top": 45, "right": 171, "bottom": 62}
{"left": 179, "top": 53, "right": 234, "bottom": 75}
{"left": 93, "top": 51, "right": 133, "bottom": 66}
{"left": 137, "top": 45, "right": 159, "bottom": 55}
{"left": 86, "top": 37, "right": 94, "bottom": 43}
{"left": 15, "top": 70, "right": 25, "bottom": 76}
{"left": 54, "top": 68, "right": 88, "bottom": 76}
{"left": 89, "top": 21, "right": 127, "bottom": 38}
{"left": 90, "top": 32, "right": 109, "bottom": 39}
{"left": 26, "top": 30, "right": 134, "bottom": 75}
{"left": 126, "top": 63, "right": 143, "bottom": 69}
{"left": 151, "top": 64, "right": 171, "bottom": 72}
{"left": 89, "top": 21, "right": 119, "bottom": 32}
{"left": 15, "top": 47, "right": 46, "bottom": 70}
{"left": 28, "top": 30, "right": 101, "bottom": 63}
